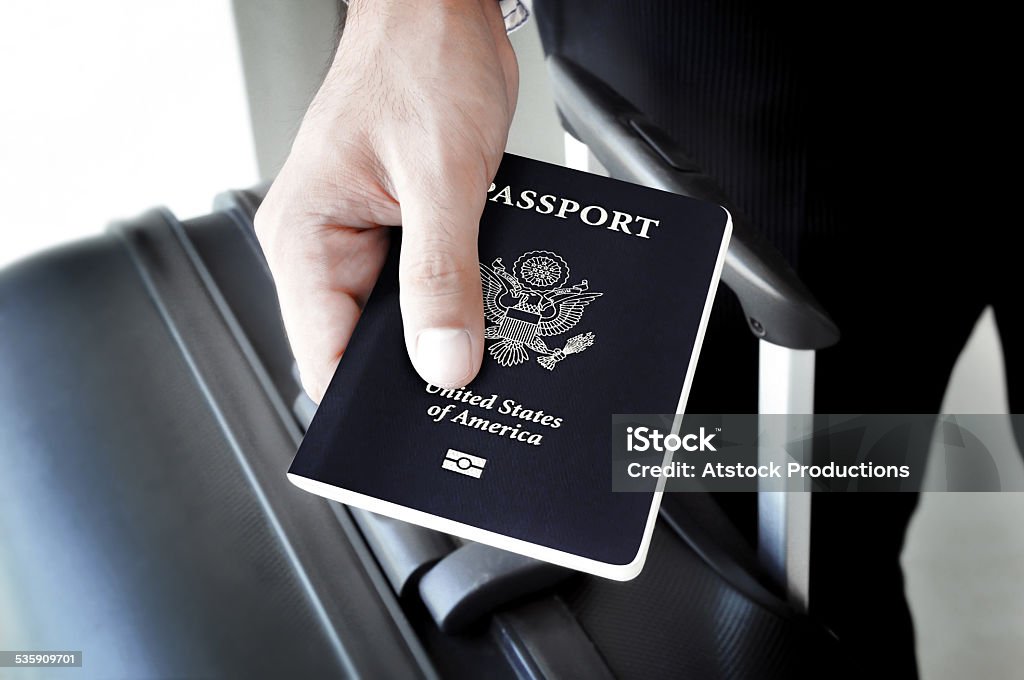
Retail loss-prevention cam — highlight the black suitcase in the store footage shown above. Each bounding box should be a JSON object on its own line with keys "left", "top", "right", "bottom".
{"left": 0, "top": 181, "right": 841, "bottom": 678}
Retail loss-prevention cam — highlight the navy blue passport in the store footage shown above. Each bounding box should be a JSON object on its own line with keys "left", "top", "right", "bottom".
{"left": 288, "top": 153, "right": 731, "bottom": 580}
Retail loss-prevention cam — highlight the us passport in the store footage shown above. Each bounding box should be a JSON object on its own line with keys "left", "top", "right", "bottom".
{"left": 288, "top": 153, "right": 731, "bottom": 580}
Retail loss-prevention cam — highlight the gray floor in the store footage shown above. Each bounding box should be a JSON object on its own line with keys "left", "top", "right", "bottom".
{"left": 506, "top": 19, "right": 1024, "bottom": 680}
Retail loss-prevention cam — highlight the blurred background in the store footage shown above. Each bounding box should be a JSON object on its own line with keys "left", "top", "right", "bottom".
{"left": 1, "top": 2, "right": 1021, "bottom": 677}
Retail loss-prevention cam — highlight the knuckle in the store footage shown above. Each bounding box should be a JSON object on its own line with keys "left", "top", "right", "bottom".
{"left": 252, "top": 201, "right": 292, "bottom": 273}
{"left": 252, "top": 204, "right": 281, "bottom": 267}
{"left": 252, "top": 203, "right": 276, "bottom": 246}
{"left": 402, "top": 247, "right": 471, "bottom": 298}
{"left": 253, "top": 179, "right": 297, "bottom": 249}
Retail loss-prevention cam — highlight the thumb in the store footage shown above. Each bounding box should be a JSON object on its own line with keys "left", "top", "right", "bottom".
{"left": 396, "top": 173, "right": 486, "bottom": 388}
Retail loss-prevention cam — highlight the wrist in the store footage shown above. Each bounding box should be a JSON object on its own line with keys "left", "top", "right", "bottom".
{"left": 337, "top": 0, "right": 508, "bottom": 69}
{"left": 348, "top": 0, "right": 497, "bottom": 24}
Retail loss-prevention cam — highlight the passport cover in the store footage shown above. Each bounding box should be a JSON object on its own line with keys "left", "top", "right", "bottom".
{"left": 288, "top": 153, "right": 731, "bottom": 580}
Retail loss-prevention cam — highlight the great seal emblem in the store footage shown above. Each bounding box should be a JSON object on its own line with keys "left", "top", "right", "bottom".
{"left": 479, "top": 250, "right": 603, "bottom": 370}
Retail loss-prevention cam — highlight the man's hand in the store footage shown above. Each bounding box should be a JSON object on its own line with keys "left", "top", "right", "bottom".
{"left": 255, "top": 0, "right": 518, "bottom": 402}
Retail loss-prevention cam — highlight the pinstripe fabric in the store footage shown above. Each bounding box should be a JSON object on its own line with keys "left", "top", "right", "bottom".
{"left": 537, "top": 1, "right": 813, "bottom": 267}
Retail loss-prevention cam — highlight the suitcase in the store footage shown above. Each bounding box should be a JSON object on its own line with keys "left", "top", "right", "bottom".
{"left": 0, "top": 76, "right": 840, "bottom": 680}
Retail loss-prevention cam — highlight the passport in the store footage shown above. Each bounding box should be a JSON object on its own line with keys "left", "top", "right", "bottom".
{"left": 288, "top": 153, "right": 731, "bottom": 580}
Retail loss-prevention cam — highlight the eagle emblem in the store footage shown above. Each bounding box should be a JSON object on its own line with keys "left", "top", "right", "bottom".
{"left": 480, "top": 250, "right": 603, "bottom": 370}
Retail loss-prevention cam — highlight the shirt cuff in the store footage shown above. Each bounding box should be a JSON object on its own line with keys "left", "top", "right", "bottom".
{"left": 498, "top": 0, "right": 529, "bottom": 33}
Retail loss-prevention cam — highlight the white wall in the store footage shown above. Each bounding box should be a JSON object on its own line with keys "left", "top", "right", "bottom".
{"left": 0, "top": 1, "right": 259, "bottom": 268}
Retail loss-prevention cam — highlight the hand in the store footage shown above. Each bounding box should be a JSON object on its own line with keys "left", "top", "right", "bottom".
{"left": 255, "top": 0, "right": 518, "bottom": 402}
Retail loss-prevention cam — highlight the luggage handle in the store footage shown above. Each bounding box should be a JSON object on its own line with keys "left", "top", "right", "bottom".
{"left": 418, "top": 543, "right": 570, "bottom": 634}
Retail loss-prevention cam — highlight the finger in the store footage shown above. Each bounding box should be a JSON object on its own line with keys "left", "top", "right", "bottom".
{"left": 395, "top": 169, "right": 487, "bottom": 388}
{"left": 257, "top": 211, "right": 390, "bottom": 403}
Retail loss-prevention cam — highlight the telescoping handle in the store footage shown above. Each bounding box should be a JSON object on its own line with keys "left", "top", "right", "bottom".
{"left": 548, "top": 55, "right": 835, "bottom": 610}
